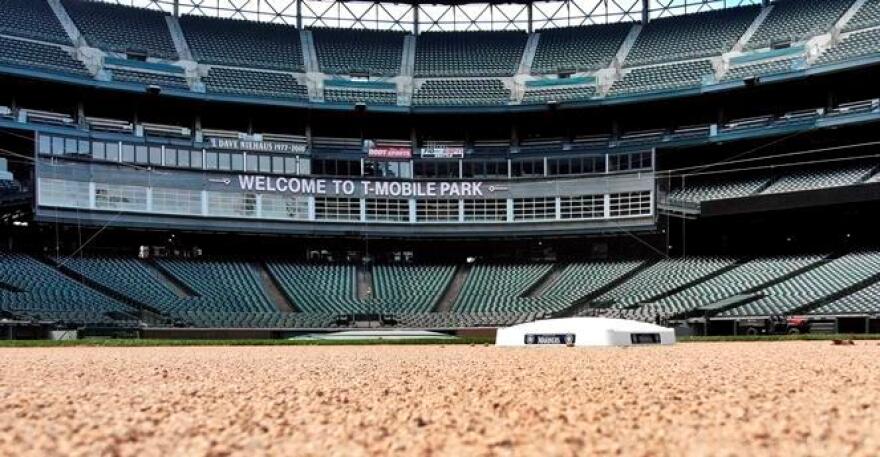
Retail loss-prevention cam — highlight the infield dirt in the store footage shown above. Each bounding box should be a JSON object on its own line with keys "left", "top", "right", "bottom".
{"left": 0, "top": 341, "right": 878, "bottom": 456}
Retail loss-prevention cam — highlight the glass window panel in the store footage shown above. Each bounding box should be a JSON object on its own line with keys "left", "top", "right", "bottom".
{"left": 135, "top": 145, "right": 148, "bottom": 164}
{"left": 106, "top": 142, "right": 120, "bottom": 162}
{"left": 91, "top": 141, "right": 105, "bottom": 160}
{"left": 231, "top": 153, "right": 244, "bottom": 171}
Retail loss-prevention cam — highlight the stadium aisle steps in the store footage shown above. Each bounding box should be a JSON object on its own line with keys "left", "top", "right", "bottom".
{"left": 569, "top": 259, "right": 655, "bottom": 307}
{"left": 551, "top": 259, "right": 654, "bottom": 317}
{"left": 254, "top": 261, "right": 296, "bottom": 313}
{"left": 593, "top": 257, "right": 738, "bottom": 310}
{"left": 520, "top": 262, "right": 567, "bottom": 298}
{"left": 432, "top": 263, "right": 472, "bottom": 313}
{"left": 638, "top": 259, "right": 745, "bottom": 305}
{"left": 142, "top": 258, "right": 198, "bottom": 297}
{"left": 789, "top": 267, "right": 880, "bottom": 315}
{"left": 844, "top": 0, "right": 880, "bottom": 31}
{"left": 48, "top": 255, "right": 168, "bottom": 320}
{"left": 0, "top": 252, "right": 137, "bottom": 325}
{"left": 811, "top": 273, "right": 880, "bottom": 315}
{"left": 719, "top": 250, "right": 880, "bottom": 317}
{"left": 655, "top": 255, "right": 828, "bottom": 318}
{"left": 357, "top": 264, "right": 372, "bottom": 302}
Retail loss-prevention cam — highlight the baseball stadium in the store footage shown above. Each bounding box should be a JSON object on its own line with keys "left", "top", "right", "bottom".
{"left": 1, "top": 0, "right": 880, "bottom": 454}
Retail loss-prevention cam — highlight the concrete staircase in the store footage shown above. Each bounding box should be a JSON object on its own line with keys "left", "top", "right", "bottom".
{"left": 357, "top": 264, "right": 373, "bottom": 302}
{"left": 433, "top": 263, "right": 472, "bottom": 312}
{"left": 165, "top": 16, "right": 193, "bottom": 61}
{"left": 255, "top": 262, "right": 296, "bottom": 312}
{"left": 521, "top": 263, "right": 565, "bottom": 298}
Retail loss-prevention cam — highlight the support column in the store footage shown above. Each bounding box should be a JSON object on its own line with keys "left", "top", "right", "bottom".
{"left": 296, "top": 0, "right": 302, "bottom": 29}
{"left": 413, "top": 4, "right": 420, "bottom": 35}
{"left": 173, "top": 0, "right": 179, "bottom": 17}
{"left": 76, "top": 101, "right": 86, "bottom": 129}
{"left": 641, "top": 0, "right": 650, "bottom": 24}
{"left": 527, "top": 3, "right": 533, "bottom": 33}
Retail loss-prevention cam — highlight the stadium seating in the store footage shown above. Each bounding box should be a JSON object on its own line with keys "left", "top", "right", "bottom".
{"left": 542, "top": 261, "right": 646, "bottom": 304}
{"left": 172, "top": 311, "right": 335, "bottom": 328}
{"left": 180, "top": 15, "right": 303, "bottom": 71}
{"left": 61, "top": 0, "right": 178, "bottom": 60}
{"left": 0, "top": 179, "right": 20, "bottom": 194}
{"left": 452, "top": 263, "right": 553, "bottom": 313}
{"left": 0, "top": 252, "right": 133, "bottom": 322}
{"left": 722, "top": 57, "right": 800, "bottom": 80}
{"left": 110, "top": 68, "right": 188, "bottom": 89}
{"left": 413, "top": 79, "right": 510, "bottom": 106}
{"left": 665, "top": 176, "right": 770, "bottom": 204}
{"left": 311, "top": 28, "right": 404, "bottom": 76}
{"left": 0, "top": 0, "right": 71, "bottom": 44}
{"left": 58, "top": 255, "right": 182, "bottom": 309}
{"left": 644, "top": 256, "right": 822, "bottom": 317}
{"left": 844, "top": 0, "right": 880, "bottom": 31}
{"left": 760, "top": 164, "right": 873, "bottom": 194}
{"left": 154, "top": 258, "right": 276, "bottom": 313}
{"left": 6, "top": 250, "right": 880, "bottom": 326}
{"left": 626, "top": 6, "right": 759, "bottom": 66}
{"left": 324, "top": 88, "right": 398, "bottom": 105}
{"left": 817, "top": 28, "right": 880, "bottom": 65}
{"left": 267, "top": 262, "right": 363, "bottom": 313}
{"left": 594, "top": 257, "right": 737, "bottom": 308}
{"left": 203, "top": 67, "right": 309, "bottom": 99}
{"left": 0, "top": 36, "right": 89, "bottom": 76}
{"left": 59, "top": 255, "right": 284, "bottom": 326}
{"left": 608, "top": 60, "right": 714, "bottom": 96}
{"left": 811, "top": 278, "right": 880, "bottom": 315}
{"left": 521, "top": 85, "right": 597, "bottom": 104}
{"left": 414, "top": 31, "right": 527, "bottom": 77}
{"left": 370, "top": 264, "right": 455, "bottom": 313}
{"left": 397, "top": 311, "right": 545, "bottom": 328}
{"left": 745, "top": 0, "right": 853, "bottom": 50}
{"left": 531, "top": 23, "right": 632, "bottom": 74}
{"left": 721, "top": 251, "right": 880, "bottom": 316}
{"left": 266, "top": 262, "right": 456, "bottom": 314}
{"left": 4, "top": 0, "right": 880, "bottom": 111}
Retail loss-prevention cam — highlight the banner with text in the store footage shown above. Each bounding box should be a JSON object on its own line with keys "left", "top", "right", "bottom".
{"left": 366, "top": 146, "right": 412, "bottom": 160}
{"left": 419, "top": 146, "right": 465, "bottom": 159}
{"left": 207, "top": 137, "right": 308, "bottom": 154}
{"left": 233, "top": 175, "right": 486, "bottom": 198}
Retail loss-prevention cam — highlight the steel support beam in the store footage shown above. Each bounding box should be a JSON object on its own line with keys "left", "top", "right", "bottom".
{"left": 642, "top": 0, "right": 650, "bottom": 24}
{"left": 296, "top": 0, "right": 302, "bottom": 29}
{"left": 413, "top": 4, "right": 420, "bottom": 35}
{"left": 528, "top": 2, "right": 533, "bottom": 33}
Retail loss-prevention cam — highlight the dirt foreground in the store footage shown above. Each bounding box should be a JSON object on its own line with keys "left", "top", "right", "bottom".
{"left": 0, "top": 341, "right": 878, "bottom": 456}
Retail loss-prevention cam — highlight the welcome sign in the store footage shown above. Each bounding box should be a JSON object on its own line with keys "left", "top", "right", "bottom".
{"left": 234, "top": 175, "right": 487, "bottom": 198}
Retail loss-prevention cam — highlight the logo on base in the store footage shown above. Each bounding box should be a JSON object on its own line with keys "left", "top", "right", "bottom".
{"left": 524, "top": 333, "right": 576, "bottom": 345}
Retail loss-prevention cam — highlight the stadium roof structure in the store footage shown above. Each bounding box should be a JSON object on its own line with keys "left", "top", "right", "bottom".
{"left": 95, "top": 0, "right": 766, "bottom": 32}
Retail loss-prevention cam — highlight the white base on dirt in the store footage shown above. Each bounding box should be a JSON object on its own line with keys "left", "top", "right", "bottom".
{"left": 495, "top": 317, "right": 675, "bottom": 347}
